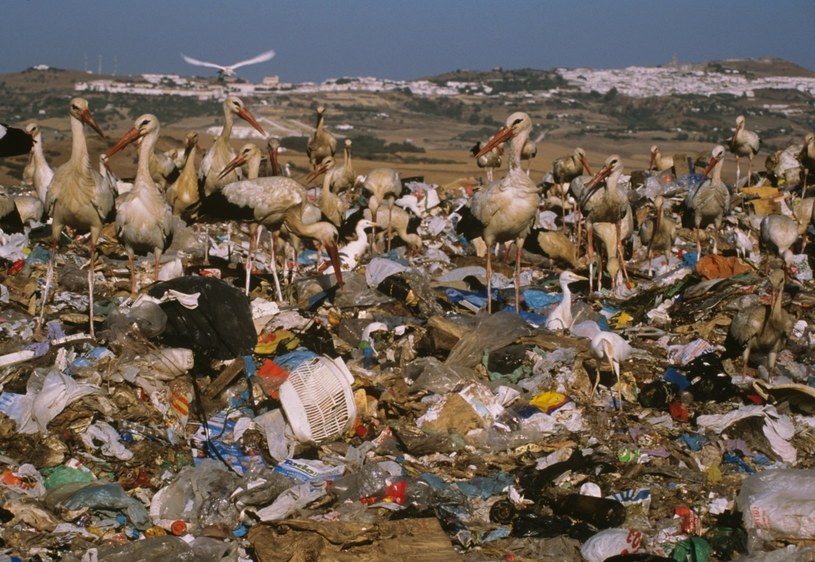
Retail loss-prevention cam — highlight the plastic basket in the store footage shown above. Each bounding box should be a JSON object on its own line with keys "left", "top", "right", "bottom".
{"left": 278, "top": 355, "right": 357, "bottom": 443}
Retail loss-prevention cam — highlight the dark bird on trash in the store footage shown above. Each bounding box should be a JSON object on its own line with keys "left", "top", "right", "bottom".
{"left": 725, "top": 269, "right": 794, "bottom": 380}
{"left": 0, "top": 122, "right": 34, "bottom": 157}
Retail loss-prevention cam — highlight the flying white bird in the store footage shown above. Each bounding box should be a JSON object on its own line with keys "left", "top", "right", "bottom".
{"left": 180, "top": 50, "right": 276, "bottom": 79}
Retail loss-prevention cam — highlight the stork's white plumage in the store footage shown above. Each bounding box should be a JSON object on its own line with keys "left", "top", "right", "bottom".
{"left": 589, "top": 331, "right": 633, "bottom": 410}
{"left": 105, "top": 114, "right": 174, "bottom": 296}
{"left": 545, "top": 270, "right": 588, "bottom": 332}
{"left": 181, "top": 50, "right": 275, "bottom": 79}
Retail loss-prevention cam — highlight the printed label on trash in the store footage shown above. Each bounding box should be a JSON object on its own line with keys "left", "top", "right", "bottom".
{"left": 273, "top": 458, "right": 344, "bottom": 483}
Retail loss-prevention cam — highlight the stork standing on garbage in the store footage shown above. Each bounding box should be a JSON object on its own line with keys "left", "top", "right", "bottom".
{"left": 471, "top": 112, "right": 540, "bottom": 314}
{"left": 36, "top": 98, "right": 113, "bottom": 340}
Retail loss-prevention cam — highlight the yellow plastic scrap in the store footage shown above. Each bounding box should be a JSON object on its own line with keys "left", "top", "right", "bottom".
{"left": 529, "top": 391, "right": 570, "bottom": 414}
{"left": 254, "top": 328, "right": 300, "bottom": 355}
{"left": 609, "top": 311, "right": 634, "bottom": 329}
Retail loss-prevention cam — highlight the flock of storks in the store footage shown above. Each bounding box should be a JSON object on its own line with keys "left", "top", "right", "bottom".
{"left": 2, "top": 96, "right": 814, "bottom": 403}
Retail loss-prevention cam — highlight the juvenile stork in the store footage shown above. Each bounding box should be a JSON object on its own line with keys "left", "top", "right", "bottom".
{"left": 105, "top": 114, "right": 174, "bottom": 296}
{"left": 471, "top": 112, "right": 540, "bottom": 313}
{"left": 165, "top": 132, "right": 200, "bottom": 217}
{"left": 37, "top": 98, "right": 113, "bottom": 339}
{"left": 639, "top": 194, "right": 677, "bottom": 276}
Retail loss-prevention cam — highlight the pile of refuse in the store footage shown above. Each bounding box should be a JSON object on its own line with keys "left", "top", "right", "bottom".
{"left": 1, "top": 175, "right": 815, "bottom": 562}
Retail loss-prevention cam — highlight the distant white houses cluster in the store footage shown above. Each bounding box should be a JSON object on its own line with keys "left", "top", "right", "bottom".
{"left": 71, "top": 61, "right": 815, "bottom": 101}
{"left": 558, "top": 64, "right": 815, "bottom": 98}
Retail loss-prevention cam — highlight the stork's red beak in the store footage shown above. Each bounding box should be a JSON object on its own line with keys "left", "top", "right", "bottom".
{"left": 702, "top": 155, "right": 719, "bottom": 177}
{"left": 105, "top": 127, "right": 142, "bottom": 159}
{"left": 475, "top": 126, "right": 513, "bottom": 160}
{"left": 586, "top": 163, "right": 613, "bottom": 190}
{"left": 307, "top": 161, "right": 329, "bottom": 183}
{"left": 580, "top": 157, "right": 592, "bottom": 176}
{"left": 218, "top": 152, "right": 247, "bottom": 179}
{"left": 237, "top": 107, "right": 266, "bottom": 137}
{"left": 82, "top": 109, "right": 106, "bottom": 139}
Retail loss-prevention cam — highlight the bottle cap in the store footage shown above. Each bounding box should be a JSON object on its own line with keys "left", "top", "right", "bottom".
{"left": 170, "top": 520, "right": 188, "bottom": 536}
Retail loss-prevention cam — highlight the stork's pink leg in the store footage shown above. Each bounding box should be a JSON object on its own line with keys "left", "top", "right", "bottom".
{"left": 35, "top": 238, "right": 59, "bottom": 339}
{"left": 587, "top": 226, "right": 595, "bottom": 294}
{"left": 514, "top": 241, "right": 521, "bottom": 313}
{"left": 270, "top": 230, "right": 283, "bottom": 302}
{"left": 485, "top": 248, "right": 493, "bottom": 314}
{"left": 129, "top": 251, "right": 136, "bottom": 297}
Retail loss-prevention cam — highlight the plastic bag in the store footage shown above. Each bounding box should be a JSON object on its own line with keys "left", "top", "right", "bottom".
{"left": 736, "top": 469, "right": 815, "bottom": 547}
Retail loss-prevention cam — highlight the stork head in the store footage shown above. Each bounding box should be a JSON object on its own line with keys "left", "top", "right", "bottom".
{"left": 105, "top": 114, "right": 159, "bottom": 159}
{"left": 307, "top": 156, "right": 336, "bottom": 183}
{"left": 225, "top": 95, "right": 266, "bottom": 137}
{"left": 703, "top": 145, "right": 726, "bottom": 177}
{"left": 218, "top": 143, "right": 260, "bottom": 179}
{"left": 69, "top": 97, "right": 105, "bottom": 139}
{"left": 475, "top": 112, "right": 531, "bottom": 159}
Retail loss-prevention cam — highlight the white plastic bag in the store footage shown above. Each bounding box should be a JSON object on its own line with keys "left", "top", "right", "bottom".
{"left": 737, "top": 469, "right": 815, "bottom": 544}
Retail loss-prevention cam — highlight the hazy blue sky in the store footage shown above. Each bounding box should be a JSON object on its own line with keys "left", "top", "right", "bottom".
{"left": 4, "top": 1, "right": 814, "bottom": 83}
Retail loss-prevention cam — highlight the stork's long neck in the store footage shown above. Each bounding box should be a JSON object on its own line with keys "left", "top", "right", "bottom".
{"left": 315, "top": 112, "right": 325, "bottom": 134}
{"left": 711, "top": 159, "right": 723, "bottom": 185}
{"left": 70, "top": 115, "right": 90, "bottom": 170}
{"left": 247, "top": 153, "right": 261, "bottom": 180}
{"left": 135, "top": 131, "right": 158, "bottom": 188}
{"left": 32, "top": 133, "right": 48, "bottom": 167}
{"left": 344, "top": 145, "right": 352, "bottom": 174}
{"left": 269, "top": 147, "right": 281, "bottom": 176}
{"left": 221, "top": 105, "right": 234, "bottom": 143}
{"left": 508, "top": 130, "right": 528, "bottom": 171}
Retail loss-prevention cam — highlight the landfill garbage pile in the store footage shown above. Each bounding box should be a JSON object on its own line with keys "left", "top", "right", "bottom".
{"left": 3, "top": 121, "right": 815, "bottom": 561}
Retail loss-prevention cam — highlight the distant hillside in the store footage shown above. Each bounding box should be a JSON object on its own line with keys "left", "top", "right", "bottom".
{"left": 1, "top": 57, "right": 814, "bottom": 188}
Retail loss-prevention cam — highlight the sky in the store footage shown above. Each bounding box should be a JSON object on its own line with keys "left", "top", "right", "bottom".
{"left": 4, "top": 1, "right": 815, "bottom": 84}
